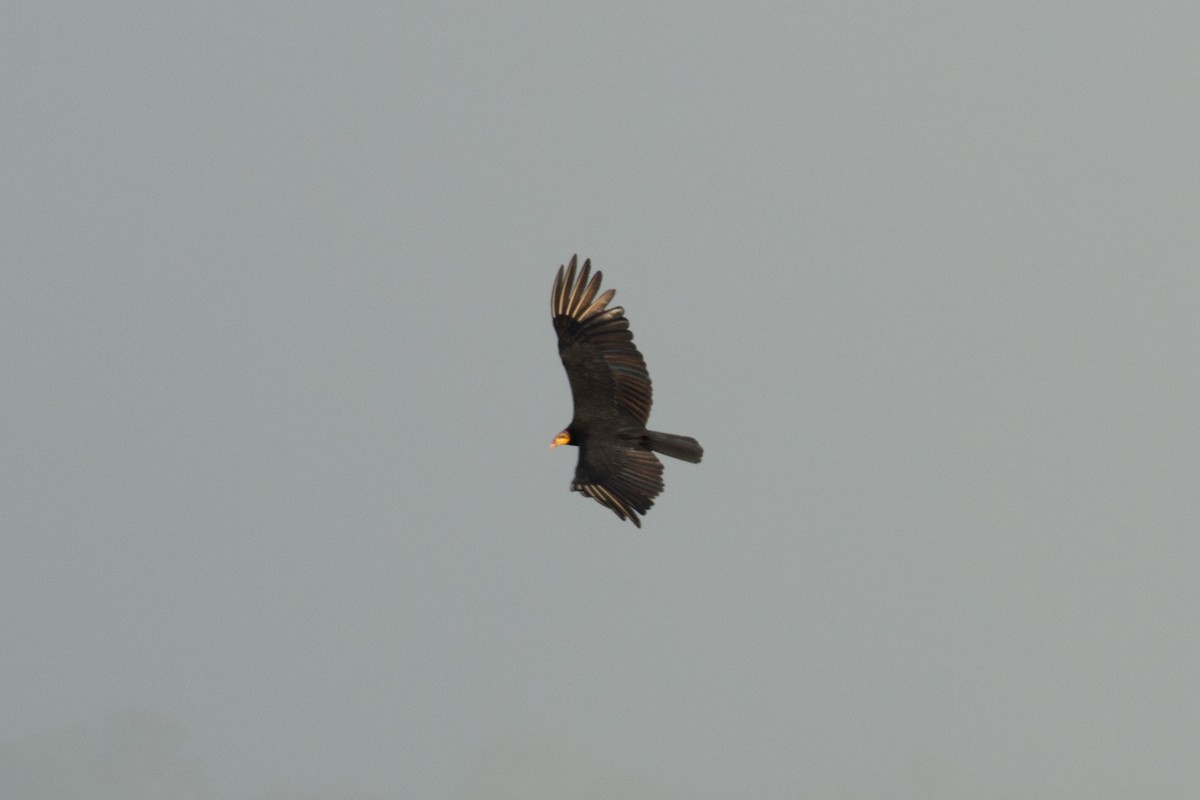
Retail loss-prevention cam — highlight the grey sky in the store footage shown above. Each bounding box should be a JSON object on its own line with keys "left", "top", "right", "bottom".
{"left": 3, "top": 3, "right": 1198, "bottom": 798}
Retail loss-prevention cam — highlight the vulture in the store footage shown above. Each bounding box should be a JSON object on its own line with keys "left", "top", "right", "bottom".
{"left": 550, "top": 255, "right": 702, "bottom": 527}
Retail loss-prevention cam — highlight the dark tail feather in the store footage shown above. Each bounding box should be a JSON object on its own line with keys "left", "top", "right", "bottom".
{"left": 646, "top": 431, "right": 703, "bottom": 463}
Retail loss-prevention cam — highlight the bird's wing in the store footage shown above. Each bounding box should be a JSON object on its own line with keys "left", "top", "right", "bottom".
{"left": 552, "top": 255, "right": 652, "bottom": 426}
{"left": 572, "top": 446, "right": 664, "bottom": 528}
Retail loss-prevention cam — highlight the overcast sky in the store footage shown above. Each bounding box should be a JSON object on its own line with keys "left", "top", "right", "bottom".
{"left": 3, "top": 3, "right": 1198, "bottom": 799}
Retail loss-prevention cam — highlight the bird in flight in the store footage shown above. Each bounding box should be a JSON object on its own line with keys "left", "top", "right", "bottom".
{"left": 550, "top": 255, "right": 702, "bottom": 527}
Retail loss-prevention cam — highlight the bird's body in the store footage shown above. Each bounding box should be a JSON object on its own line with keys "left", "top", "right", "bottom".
{"left": 550, "top": 255, "right": 702, "bottom": 527}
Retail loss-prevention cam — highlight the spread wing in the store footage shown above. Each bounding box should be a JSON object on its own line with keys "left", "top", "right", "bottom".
{"left": 572, "top": 446, "right": 664, "bottom": 528}
{"left": 551, "top": 255, "right": 652, "bottom": 426}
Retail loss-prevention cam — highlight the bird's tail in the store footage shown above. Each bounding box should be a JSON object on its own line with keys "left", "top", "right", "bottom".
{"left": 645, "top": 431, "right": 704, "bottom": 463}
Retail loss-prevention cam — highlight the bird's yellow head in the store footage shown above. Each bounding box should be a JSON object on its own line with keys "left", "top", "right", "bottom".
{"left": 550, "top": 430, "right": 571, "bottom": 448}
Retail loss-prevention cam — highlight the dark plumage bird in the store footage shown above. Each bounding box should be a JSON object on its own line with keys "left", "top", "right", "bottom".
{"left": 550, "top": 255, "right": 703, "bottom": 527}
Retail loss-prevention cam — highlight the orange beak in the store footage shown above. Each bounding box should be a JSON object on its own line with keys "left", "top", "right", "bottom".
{"left": 550, "top": 431, "right": 570, "bottom": 448}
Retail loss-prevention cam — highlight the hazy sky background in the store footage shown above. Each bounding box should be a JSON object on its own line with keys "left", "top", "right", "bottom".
{"left": 3, "top": 3, "right": 1198, "bottom": 798}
